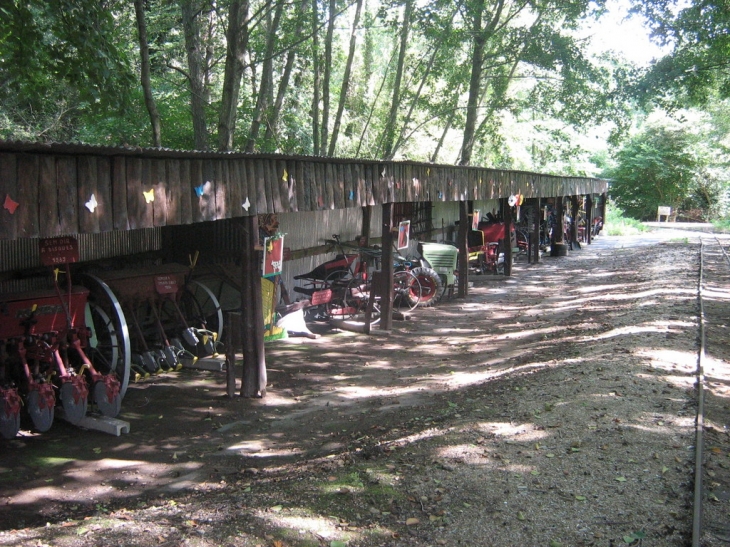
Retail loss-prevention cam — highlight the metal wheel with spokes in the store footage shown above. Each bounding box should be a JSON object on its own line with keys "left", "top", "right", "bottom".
{"left": 153, "top": 281, "right": 224, "bottom": 357}
{"left": 81, "top": 274, "right": 131, "bottom": 401}
{"left": 393, "top": 270, "right": 421, "bottom": 311}
{"left": 343, "top": 275, "right": 381, "bottom": 325}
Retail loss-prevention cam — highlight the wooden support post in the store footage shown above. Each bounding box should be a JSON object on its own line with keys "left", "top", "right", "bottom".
{"left": 600, "top": 192, "right": 607, "bottom": 229}
{"left": 571, "top": 195, "right": 580, "bottom": 246}
{"left": 502, "top": 197, "right": 513, "bottom": 277}
{"left": 458, "top": 201, "right": 469, "bottom": 297}
{"left": 240, "top": 215, "right": 267, "bottom": 398}
{"left": 586, "top": 195, "right": 593, "bottom": 245}
{"left": 556, "top": 196, "right": 565, "bottom": 243}
{"left": 530, "top": 198, "right": 540, "bottom": 264}
{"left": 380, "top": 203, "right": 394, "bottom": 331}
{"left": 361, "top": 205, "right": 372, "bottom": 246}
{"left": 224, "top": 311, "right": 241, "bottom": 398}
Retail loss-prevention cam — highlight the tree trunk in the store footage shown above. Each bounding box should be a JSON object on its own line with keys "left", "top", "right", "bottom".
{"left": 382, "top": 0, "right": 413, "bottom": 160}
{"left": 180, "top": 0, "right": 209, "bottom": 150}
{"left": 245, "top": 0, "right": 285, "bottom": 152}
{"left": 354, "top": 49, "right": 394, "bottom": 157}
{"left": 134, "top": 0, "right": 161, "bottom": 147}
{"left": 320, "top": 0, "right": 336, "bottom": 155}
{"left": 311, "top": 0, "right": 321, "bottom": 155}
{"left": 431, "top": 92, "right": 459, "bottom": 163}
{"left": 389, "top": 44, "right": 439, "bottom": 159}
{"left": 327, "top": 0, "right": 363, "bottom": 157}
{"left": 459, "top": 0, "right": 505, "bottom": 166}
{"left": 217, "top": 0, "right": 250, "bottom": 151}
{"left": 264, "top": 9, "right": 304, "bottom": 147}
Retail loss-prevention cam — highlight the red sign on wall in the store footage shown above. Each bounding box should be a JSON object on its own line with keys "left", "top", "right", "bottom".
{"left": 154, "top": 275, "right": 179, "bottom": 295}
{"left": 39, "top": 237, "right": 79, "bottom": 266}
{"left": 262, "top": 234, "right": 285, "bottom": 278}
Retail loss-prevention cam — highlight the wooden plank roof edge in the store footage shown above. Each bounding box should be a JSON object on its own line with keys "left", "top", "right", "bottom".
{"left": 0, "top": 139, "right": 608, "bottom": 186}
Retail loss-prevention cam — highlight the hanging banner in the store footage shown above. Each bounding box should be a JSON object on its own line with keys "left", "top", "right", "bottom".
{"left": 262, "top": 233, "right": 286, "bottom": 278}
{"left": 397, "top": 220, "right": 411, "bottom": 250}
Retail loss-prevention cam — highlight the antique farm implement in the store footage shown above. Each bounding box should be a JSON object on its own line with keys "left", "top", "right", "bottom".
{"left": 0, "top": 238, "right": 126, "bottom": 439}
{"left": 84, "top": 261, "right": 224, "bottom": 378}
{"left": 0, "top": 237, "right": 225, "bottom": 439}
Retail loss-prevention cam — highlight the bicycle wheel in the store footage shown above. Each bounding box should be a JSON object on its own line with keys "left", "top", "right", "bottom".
{"left": 393, "top": 270, "right": 421, "bottom": 311}
{"left": 344, "top": 275, "right": 381, "bottom": 325}
{"left": 410, "top": 266, "right": 443, "bottom": 307}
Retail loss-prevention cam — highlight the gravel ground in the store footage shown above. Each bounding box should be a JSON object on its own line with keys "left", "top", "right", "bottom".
{"left": 0, "top": 227, "right": 727, "bottom": 547}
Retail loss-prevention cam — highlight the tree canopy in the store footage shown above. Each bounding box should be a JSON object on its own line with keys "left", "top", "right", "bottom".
{"left": 606, "top": 109, "right": 729, "bottom": 221}
{"left": 631, "top": 0, "right": 730, "bottom": 108}
{"left": 0, "top": 0, "right": 632, "bottom": 170}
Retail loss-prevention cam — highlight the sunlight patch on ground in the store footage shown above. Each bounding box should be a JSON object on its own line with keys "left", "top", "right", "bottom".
{"left": 434, "top": 327, "right": 484, "bottom": 334}
{"left": 581, "top": 324, "right": 685, "bottom": 342}
{"left": 581, "top": 287, "right": 696, "bottom": 304}
{"left": 572, "top": 283, "right": 637, "bottom": 294}
{"left": 226, "top": 439, "right": 303, "bottom": 458}
{"left": 493, "top": 324, "right": 564, "bottom": 340}
{"left": 704, "top": 356, "right": 730, "bottom": 383}
{"left": 7, "top": 461, "right": 203, "bottom": 506}
{"left": 391, "top": 427, "right": 446, "bottom": 446}
{"left": 260, "top": 392, "right": 303, "bottom": 406}
{"left": 635, "top": 348, "right": 697, "bottom": 371}
{"left": 259, "top": 512, "right": 353, "bottom": 542}
{"left": 629, "top": 413, "right": 696, "bottom": 436}
{"left": 333, "top": 384, "right": 424, "bottom": 400}
{"left": 475, "top": 422, "right": 548, "bottom": 442}
{"left": 86, "top": 458, "right": 150, "bottom": 470}
{"left": 703, "top": 285, "right": 730, "bottom": 300}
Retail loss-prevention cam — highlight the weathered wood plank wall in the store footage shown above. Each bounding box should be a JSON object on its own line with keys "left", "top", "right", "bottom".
{"left": 0, "top": 142, "right": 608, "bottom": 241}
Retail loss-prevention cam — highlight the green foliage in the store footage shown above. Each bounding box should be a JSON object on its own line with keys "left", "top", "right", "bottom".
{"left": 606, "top": 122, "right": 705, "bottom": 220}
{"left": 605, "top": 202, "right": 649, "bottom": 235}
{"left": 632, "top": 0, "right": 730, "bottom": 108}
{"left": 0, "top": 0, "right": 136, "bottom": 126}
{"left": 0, "top": 0, "right": 681, "bottom": 174}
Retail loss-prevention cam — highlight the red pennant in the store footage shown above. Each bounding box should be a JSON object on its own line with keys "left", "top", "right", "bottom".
{"left": 3, "top": 194, "right": 19, "bottom": 214}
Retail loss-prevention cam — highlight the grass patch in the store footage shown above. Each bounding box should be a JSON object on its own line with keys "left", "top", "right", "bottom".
{"left": 26, "top": 456, "right": 76, "bottom": 469}
{"left": 605, "top": 204, "right": 649, "bottom": 236}
{"left": 312, "top": 466, "right": 404, "bottom": 517}
{"left": 712, "top": 219, "right": 730, "bottom": 233}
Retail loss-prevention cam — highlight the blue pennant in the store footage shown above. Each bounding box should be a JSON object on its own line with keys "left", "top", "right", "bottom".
{"left": 348, "top": 190, "right": 354, "bottom": 200}
{"left": 195, "top": 185, "right": 204, "bottom": 197}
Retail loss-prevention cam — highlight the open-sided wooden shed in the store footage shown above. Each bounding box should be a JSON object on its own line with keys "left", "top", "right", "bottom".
{"left": 0, "top": 140, "right": 608, "bottom": 400}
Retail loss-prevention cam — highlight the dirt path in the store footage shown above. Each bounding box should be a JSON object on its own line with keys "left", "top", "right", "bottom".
{"left": 0, "top": 229, "right": 727, "bottom": 547}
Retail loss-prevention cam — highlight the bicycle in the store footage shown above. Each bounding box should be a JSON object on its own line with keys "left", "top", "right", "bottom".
{"left": 293, "top": 236, "right": 423, "bottom": 323}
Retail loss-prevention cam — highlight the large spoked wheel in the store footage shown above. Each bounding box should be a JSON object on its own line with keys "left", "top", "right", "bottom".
{"left": 185, "top": 281, "right": 224, "bottom": 344}
{"left": 344, "top": 275, "right": 381, "bottom": 325}
{"left": 410, "top": 266, "right": 443, "bottom": 307}
{"left": 393, "top": 270, "right": 421, "bottom": 311}
{"left": 155, "top": 282, "right": 224, "bottom": 357}
{"left": 81, "top": 274, "right": 131, "bottom": 401}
